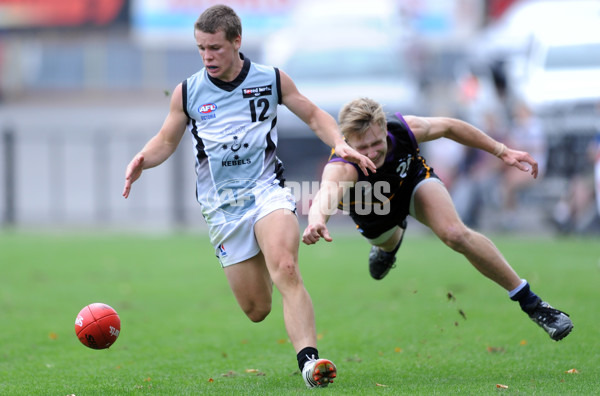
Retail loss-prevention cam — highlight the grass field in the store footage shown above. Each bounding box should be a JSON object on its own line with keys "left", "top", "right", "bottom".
{"left": 0, "top": 230, "right": 599, "bottom": 395}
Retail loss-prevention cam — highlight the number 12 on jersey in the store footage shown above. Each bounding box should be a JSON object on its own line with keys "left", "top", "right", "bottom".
{"left": 249, "top": 98, "right": 269, "bottom": 122}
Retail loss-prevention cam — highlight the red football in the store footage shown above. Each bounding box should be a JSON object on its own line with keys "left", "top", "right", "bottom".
{"left": 75, "top": 303, "right": 121, "bottom": 349}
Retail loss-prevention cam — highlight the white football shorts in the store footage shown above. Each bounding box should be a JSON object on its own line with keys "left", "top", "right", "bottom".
{"left": 209, "top": 184, "right": 296, "bottom": 267}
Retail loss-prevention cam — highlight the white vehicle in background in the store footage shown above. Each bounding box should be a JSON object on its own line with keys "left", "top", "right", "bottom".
{"left": 468, "top": 0, "right": 600, "bottom": 103}
{"left": 467, "top": 0, "right": 600, "bottom": 177}
{"left": 261, "top": 0, "right": 422, "bottom": 136}
{"left": 513, "top": 27, "right": 600, "bottom": 133}
{"left": 511, "top": 24, "right": 600, "bottom": 177}
{"left": 471, "top": 0, "right": 600, "bottom": 64}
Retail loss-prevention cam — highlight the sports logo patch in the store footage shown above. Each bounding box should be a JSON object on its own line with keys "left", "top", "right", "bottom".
{"left": 198, "top": 103, "right": 217, "bottom": 114}
{"left": 218, "top": 244, "right": 227, "bottom": 257}
{"left": 198, "top": 103, "right": 217, "bottom": 120}
{"left": 242, "top": 85, "right": 272, "bottom": 98}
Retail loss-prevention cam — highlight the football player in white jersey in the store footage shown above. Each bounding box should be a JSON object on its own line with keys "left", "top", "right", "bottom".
{"left": 123, "top": 4, "right": 375, "bottom": 388}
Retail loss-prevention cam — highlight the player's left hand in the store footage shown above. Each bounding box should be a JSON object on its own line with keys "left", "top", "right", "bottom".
{"left": 302, "top": 223, "right": 332, "bottom": 245}
{"left": 500, "top": 147, "right": 539, "bottom": 178}
{"left": 123, "top": 153, "right": 145, "bottom": 198}
{"left": 334, "top": 142, "right": 376, "bottom": 176}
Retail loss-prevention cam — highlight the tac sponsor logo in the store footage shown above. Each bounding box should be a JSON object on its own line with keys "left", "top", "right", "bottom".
{"left": 242, "top": 85, "right": 272, "bottom": 98}
{"left": 75, "top": 315, "right": 84, "bottom": 327}
{"left": 198, "top": 103, "right": 217, "bottom": 114}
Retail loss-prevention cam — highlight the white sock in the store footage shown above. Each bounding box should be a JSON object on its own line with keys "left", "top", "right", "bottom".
{"left": 508, "top": 279, "right": 527, "bottom": 298}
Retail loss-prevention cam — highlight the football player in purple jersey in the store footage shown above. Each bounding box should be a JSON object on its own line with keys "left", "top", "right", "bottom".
{"left": 303, "top": 97, "right": 573, "bottom": 342}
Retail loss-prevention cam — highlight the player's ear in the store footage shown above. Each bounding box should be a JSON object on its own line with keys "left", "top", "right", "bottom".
{"left": 233, "top": 35, "right": 241, "bottom": 51}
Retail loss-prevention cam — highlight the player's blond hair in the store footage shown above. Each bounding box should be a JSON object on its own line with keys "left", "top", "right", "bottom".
{"left": 338, "top": 98, "right": 386, "bottom": 139}
{"left": 195, "top": 5, "right": 242, "bottom": 42}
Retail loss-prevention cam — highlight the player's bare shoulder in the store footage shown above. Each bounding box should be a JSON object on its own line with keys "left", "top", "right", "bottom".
{"left": 169, "top": 82, "right": 185, "bottom": 111}
{"left": 402, "top": 115, "right": 428, "bottom": 142}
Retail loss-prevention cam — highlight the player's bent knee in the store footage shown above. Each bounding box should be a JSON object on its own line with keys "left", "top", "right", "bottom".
{"left": 243, "top": 303, "right": 271, "bottom": 323}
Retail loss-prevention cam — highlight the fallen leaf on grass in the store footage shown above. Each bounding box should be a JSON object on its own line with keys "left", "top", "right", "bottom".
{"left": 221, "top": 371, "right": 237, "bottom": 377}
{"left": 394, "top": 347, "right": 402, "bottom": 353}
{"left": 565, "top": 368, "right": 579, "bottom": 374}
{"left": 486, "top": 346, "right": 505, "bottom": 354}
{"left": 447, "top": 292, "right": 456, "bottom": 301}
{"left": 520, "top": 339, "right": 527, "bottom": 346}
{"left": 375, "top": 383, "right": 388, "bottom": 387}
{"left": 496, "top": 384, "right": 508, "bottom": 389}
{"left": 143, "top": 377, "right": 151, "bottom": 382}
{"left": 48, "top": 332, "right": 58, "bottom": 340}
{"left": 208, "top": 378, "right": 214, "bottom": 383}
{"left": 458, "top": 309, "right": 467, "bottom": 320}
{"left": 277, "top": 339, "right": 287, "bottom": 344}
{"left": 245, "top": 369, "right": 259, "bottom": 373}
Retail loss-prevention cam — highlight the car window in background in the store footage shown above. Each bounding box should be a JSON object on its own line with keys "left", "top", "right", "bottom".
{"left": 544, "top": 43, "right": 600, "bottom": 70}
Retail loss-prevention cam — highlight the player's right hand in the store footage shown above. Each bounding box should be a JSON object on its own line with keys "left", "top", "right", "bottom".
{"left": 302, "top": 223, "right": 332, "bottom": 245}
{"left": 122, "top": 154, "right": 144, "bottom": 198}
{"left": 334, "top": 141, "right": 376, "bottom": 176}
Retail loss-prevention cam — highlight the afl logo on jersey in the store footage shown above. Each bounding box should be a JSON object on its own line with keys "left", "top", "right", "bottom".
{"left": 199, "top": 103, "right": 217, "bottom": 114}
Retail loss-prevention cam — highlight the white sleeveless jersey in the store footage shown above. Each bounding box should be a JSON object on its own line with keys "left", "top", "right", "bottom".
{"left": 182, "top": 56, "right": 286, "bottom": 225}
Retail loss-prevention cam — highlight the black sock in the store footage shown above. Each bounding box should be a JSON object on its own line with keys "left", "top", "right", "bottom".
{"left": 297, "top": 347, "right": 319, "bottom": 371}
{"left": 510, "top": 282, "right": 541, "bottom": 314}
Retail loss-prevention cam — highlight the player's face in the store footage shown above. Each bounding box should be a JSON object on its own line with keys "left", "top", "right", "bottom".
{"left": 194, "top": 29, "right": 241, "bottom": 82}
{"left": 346, "top": 123, "right": 388, "bottom": 168}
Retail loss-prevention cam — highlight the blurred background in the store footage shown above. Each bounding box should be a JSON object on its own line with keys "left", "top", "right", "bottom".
{"left": 0, "top": 0, "right": 599, "bottom": 235}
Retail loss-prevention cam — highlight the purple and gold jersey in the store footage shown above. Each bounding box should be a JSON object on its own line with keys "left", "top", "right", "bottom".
{"left": 330, "top": 113, "right": 439, "bottom": 238}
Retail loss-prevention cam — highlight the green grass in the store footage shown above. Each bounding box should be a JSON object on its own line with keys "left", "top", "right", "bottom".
{"left": 0, "top": 230, "right": 599, "bottom": 395}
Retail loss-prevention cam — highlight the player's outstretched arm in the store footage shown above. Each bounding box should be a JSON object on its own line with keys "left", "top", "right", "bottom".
{"left": 406, "top": 115, "right": 538, "bottom": 178}
{"left": 279, "top": 70, "right": 376, "bottom": 176}
{"left": 302, "top": 162, "right": 358, "bottom": 245}
{"left": 122, "top": 84, "right": 188, "bottom": 198}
